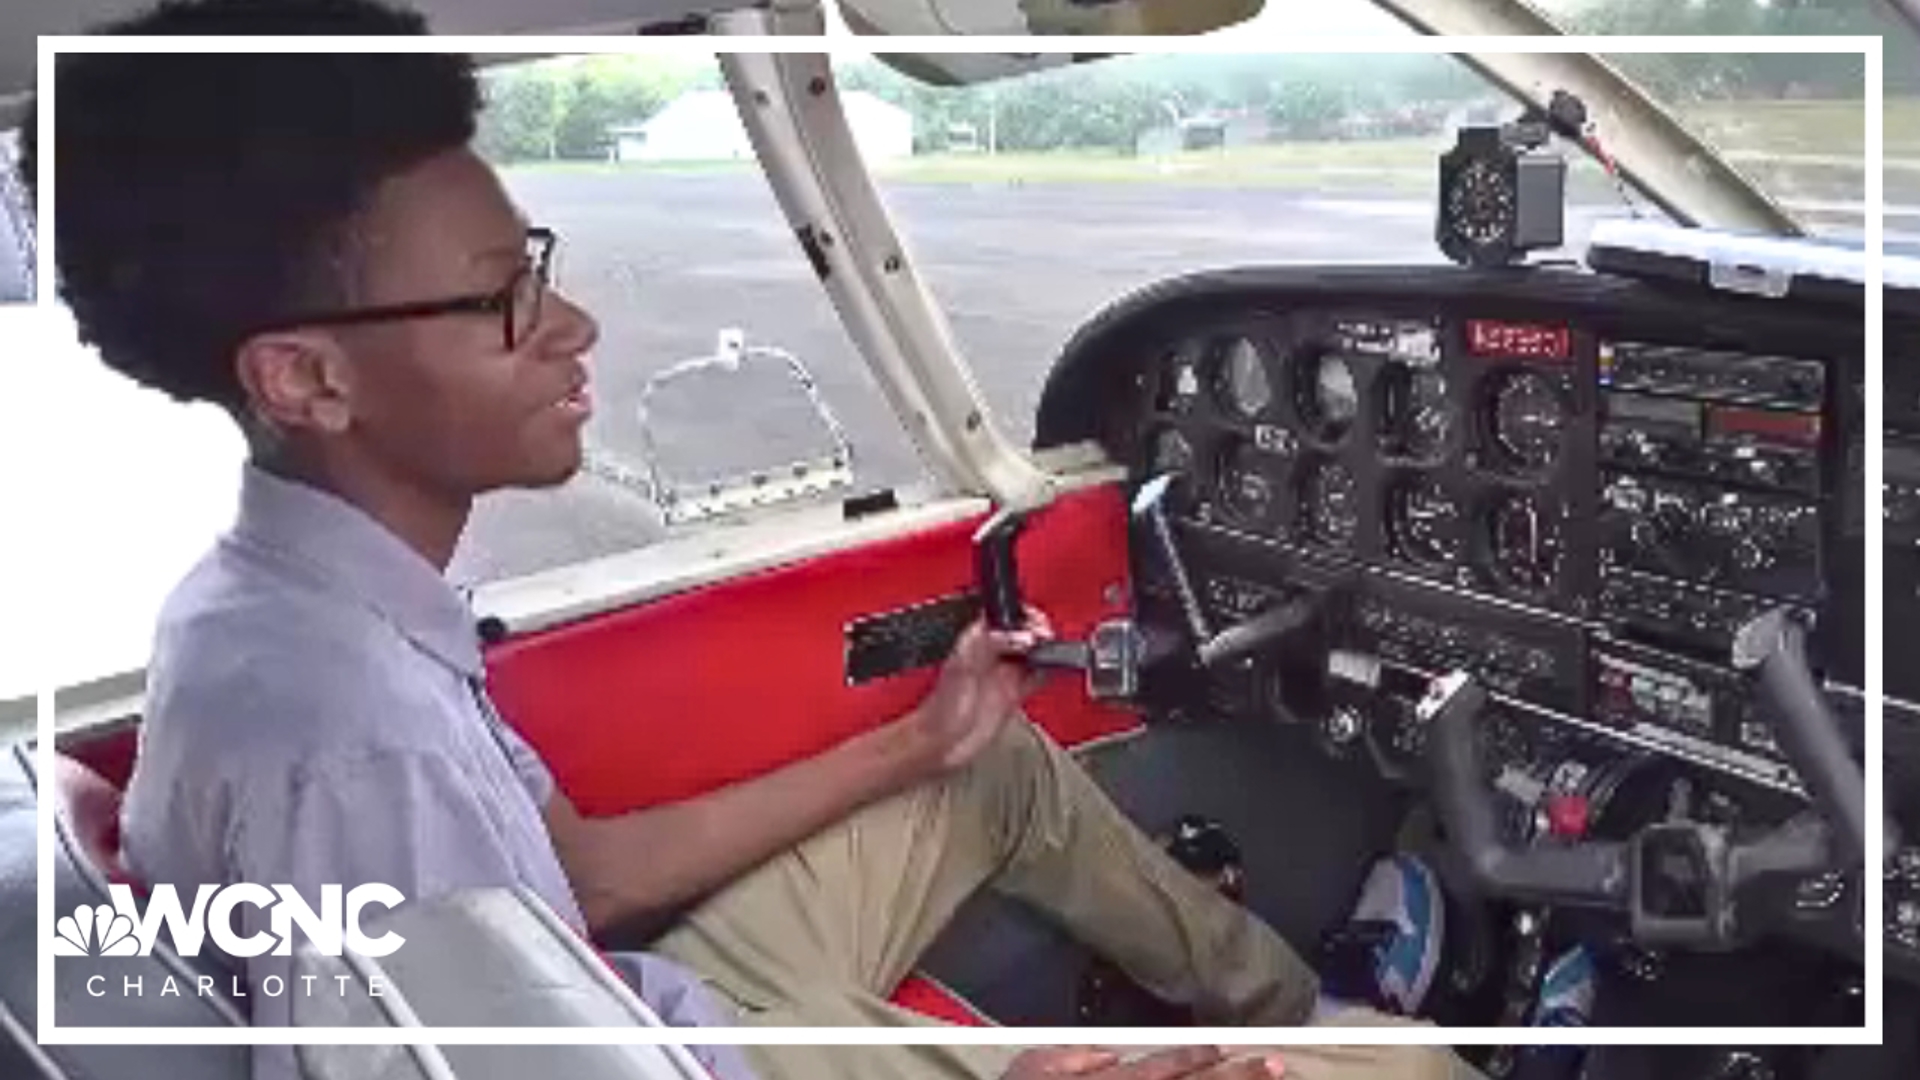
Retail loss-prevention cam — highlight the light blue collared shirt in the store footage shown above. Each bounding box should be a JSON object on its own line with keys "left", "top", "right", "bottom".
{"left": 122, "top": 465, "right": 750, "bottom": 1078}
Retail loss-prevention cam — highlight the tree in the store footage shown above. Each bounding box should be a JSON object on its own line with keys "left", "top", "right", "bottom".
{"left": 1266, "top": 79, "right": 1349, "bottom": 140}
{"left": 475, "top": 64, "right": 569, "bottom": 163}
{"left": 553, "top": 58, "right": 666, "bottom": 160}
{"left": 476, "top": 57, "right": 718, "bottom": 165}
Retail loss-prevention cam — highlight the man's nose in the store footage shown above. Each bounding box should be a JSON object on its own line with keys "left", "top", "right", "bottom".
{"left": 545, "top": 290, "right": 599, "bottom": 357}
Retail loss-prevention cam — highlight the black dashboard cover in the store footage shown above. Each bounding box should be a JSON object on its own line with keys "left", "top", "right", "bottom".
{"left": 1035, "top": 265, "right": 1870, "bottom": 449}
{"left": 1033, "top": 263, "right": 1875, "bottom": 695}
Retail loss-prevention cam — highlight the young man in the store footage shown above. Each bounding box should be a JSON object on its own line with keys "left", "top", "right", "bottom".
{"left": 51, "top": 3, "right": 1468, "bottom": 1079}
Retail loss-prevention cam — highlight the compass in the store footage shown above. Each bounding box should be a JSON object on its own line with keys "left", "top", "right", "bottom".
{"left": 1436, "top": 123, "right": 1566, "bottom": 267}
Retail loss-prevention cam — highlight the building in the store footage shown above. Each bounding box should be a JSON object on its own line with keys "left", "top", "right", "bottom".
{"left": 609, "top": 90, "right": 913, "bottom": 164}
{"left": 1135, "top": 111, "right": 1270, "bottom": 157}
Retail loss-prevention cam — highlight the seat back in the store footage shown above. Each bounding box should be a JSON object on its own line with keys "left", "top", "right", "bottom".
{"left": 293, "top": 886, "right": 719, "bottom": 1080}
{"left": 0, "top": 742, "right": 250, "bottom": 1078}
{"left": 50, "top": 757, "right": 134, "bottom": 888}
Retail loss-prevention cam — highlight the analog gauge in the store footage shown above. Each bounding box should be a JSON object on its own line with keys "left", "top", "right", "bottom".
{"left": 1389, "top": 475, "right": 1463, "bottom": 566}
{"left": 1299, "top": 459, "right": 1361, "bottom": 547}
{"left": 1148, "top": 425, "right": 1194, "bottom": 476}
{"left": 1445, "top": 157, "right": 1515, "bottom": 251}
{"left": 1297, "top": 353, "right": 1361, "bottom": 442}
{"left": 1380, "top": 367, "right": 1453, "bottom": 460}
{"left": 1217, "top": 440, "right": 1277, "bottom": 526}
{"left": 1489, "top": 370, "right": 1567, "bottom": 472}
{"left": 1487, "top": 492, "right": 1564, "bottom": 591}
{"left": 1215, "top": 337, "right": 1272, "bottom": 419}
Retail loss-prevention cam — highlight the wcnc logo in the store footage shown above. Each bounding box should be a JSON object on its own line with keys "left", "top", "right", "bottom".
{"left": 52, "top": 884, "right": 407, "bottom": 959}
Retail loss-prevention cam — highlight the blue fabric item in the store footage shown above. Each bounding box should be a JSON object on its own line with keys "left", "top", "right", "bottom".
{"left": 1532, "top": 945, "right": 1597, "bottom": 1027}
{"left": 1346, "top": 853, "right": 1443, "bottom": 1015}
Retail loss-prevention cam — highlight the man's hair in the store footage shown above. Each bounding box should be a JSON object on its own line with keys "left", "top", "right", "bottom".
{"left": 55, "top": 0, "right": 482, "bottom": 410}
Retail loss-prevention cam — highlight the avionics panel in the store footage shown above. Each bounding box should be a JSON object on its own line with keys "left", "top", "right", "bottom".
{"left": 1596, "top": 339, "right": 1829, "bottom": 662}
{"left": 1038, "top": 266, "right": 1861, "bottom": 786}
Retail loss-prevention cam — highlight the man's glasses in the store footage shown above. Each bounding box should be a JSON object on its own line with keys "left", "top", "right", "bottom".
{"left": 253, "top": 226, "right": 557, "bottom": 351}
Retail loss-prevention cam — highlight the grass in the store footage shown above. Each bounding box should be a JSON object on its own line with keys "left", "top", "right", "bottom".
{"left": 872, "top": 139, "right": 1442, "bottom": 190}
{"left": 1675, "top": 98, "right": 1920, "bottom": 158}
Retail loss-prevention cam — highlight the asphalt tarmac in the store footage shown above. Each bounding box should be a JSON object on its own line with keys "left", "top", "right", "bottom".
{"left": 460, "top": 167, "right": 1652, "bottom": 584}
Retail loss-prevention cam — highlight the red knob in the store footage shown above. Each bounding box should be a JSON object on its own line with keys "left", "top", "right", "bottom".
{"left": 1545, "top": 793, "right": 1591, "bottom": 840}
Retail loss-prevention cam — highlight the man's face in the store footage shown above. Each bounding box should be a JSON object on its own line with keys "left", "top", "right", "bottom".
{"left": 313, "top": 146, "right": 598, "bottom": 498}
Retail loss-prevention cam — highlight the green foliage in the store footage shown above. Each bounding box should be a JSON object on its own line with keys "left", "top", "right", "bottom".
{"left": 552, "top": 57, "right": 667, "bottom": 160}
{"left": 840, "top": 55, "right": 1488, "bottom": 154}
{"left": 476, "top": 57, "right": 708, "bottom": 164}
{"left": 473, "top": 64, "right": 567, "bottom": 163}
{"left": 474, "top": 35, "right": 1892, "bottom": 168}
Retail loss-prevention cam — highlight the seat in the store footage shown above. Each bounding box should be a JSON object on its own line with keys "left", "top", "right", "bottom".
{"left": 292, "top": 886, "right": 724, "bottom": 1080}
{"left": 888, "top": 971, "right": 991, "bottom": 1026}
{"left": 50, "top": 755, "right": 134, "bottom": 889}
{"left": 0, "top": 742, "right": 249, "bottom": 1078}
{"left": 56, "top": 714, "right": 996, "bottom": 1028}
{"left": 44, "top": 728, "right": 992, "bottom": 1032}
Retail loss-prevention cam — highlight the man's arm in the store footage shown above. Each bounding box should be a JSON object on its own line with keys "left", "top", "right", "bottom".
{"left": 542, "top": 616, "right": 1049, "bottom": 934}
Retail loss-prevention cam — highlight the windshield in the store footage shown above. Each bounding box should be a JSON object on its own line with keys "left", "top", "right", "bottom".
{"left": 462, "top": 55, "right": 933, "bottom": 585}
{"left": 19, "top": 37, "right": 1878, "bottom": 692}
{"left": 1540, "top": 0, "right": 1915, "bottom": 242}
{"left": 832, "top": 45, "right": 1865, "bottom": 446}
{"left": 404, "top": 42, "right": 1885, "bottom": 582}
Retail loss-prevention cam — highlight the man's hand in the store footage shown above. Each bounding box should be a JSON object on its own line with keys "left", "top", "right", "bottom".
{"left": 904, "top": 608, "right": 1054, "bottom": 775}
{"left": 1004, "top": 1047, "right": 1286, "bottom": 1080}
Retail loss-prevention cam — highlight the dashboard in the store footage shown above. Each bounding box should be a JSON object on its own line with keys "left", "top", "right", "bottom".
{"left": 1033, "top": 265, "right": 1916, "bottom": 981}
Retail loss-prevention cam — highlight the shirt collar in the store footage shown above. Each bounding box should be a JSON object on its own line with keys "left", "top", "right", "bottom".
{"left": 228, "top": 463, "right": 484, "bottom": 678}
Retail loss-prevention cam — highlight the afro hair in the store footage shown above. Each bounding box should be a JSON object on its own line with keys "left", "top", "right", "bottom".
{"left": 54, "top": 0, "right": 481, "bottom": 410}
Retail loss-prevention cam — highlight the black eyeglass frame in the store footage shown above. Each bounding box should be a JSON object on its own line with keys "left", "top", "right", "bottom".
{"left": 249, "top": 226, "right": 557, "bottom": 350}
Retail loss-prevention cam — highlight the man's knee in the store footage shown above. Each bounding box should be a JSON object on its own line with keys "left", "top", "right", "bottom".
{"left": 948, "top": 716, "right": 1062, "bottom": 853}
{"left": 952, "top": 713, "right": 1051, "bottom": 786}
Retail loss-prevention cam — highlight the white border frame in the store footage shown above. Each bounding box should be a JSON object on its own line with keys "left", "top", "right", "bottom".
{"left": 33, "top": 31, "right": 1882, "bottom": 1051}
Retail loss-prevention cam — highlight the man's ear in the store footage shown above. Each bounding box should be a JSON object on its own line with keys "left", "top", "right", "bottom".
{"left": 233, "top": 331, "right": 356, "bottom": 435}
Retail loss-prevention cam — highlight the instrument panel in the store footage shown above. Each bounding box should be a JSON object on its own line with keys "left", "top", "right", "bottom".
{"left": 1144, "top": 310, "right": 1597, "bottom": 611}
{"left": 1036, "top": 267, "right": 1865, "bottom": 794}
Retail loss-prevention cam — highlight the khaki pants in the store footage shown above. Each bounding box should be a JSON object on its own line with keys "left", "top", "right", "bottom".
{"left": 655, "top": 720, "right": 1476, "bottom": 1080}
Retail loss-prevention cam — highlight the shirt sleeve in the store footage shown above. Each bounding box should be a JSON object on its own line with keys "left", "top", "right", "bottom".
{"left": 226, "top": 748, "right": 534, "bottom": 1028}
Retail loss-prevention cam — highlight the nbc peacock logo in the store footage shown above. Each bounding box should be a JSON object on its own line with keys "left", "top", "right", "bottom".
{"left": 51, "top": 883, "right": 409, "bottom": 961}
{"left": 52, "top": 903, "right": 140, "bottom": 957}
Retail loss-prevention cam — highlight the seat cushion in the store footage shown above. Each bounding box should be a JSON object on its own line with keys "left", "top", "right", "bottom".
{"left": 52, "top": 755, "right": 133, "bottom": 888}
{"left": 888, "top": 973, "right": 990, "bottom": 1026}
{"left": 0, "top": 743, "right": 250, "bottom": 1077}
